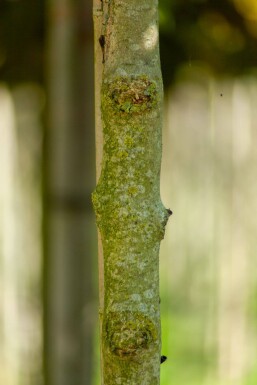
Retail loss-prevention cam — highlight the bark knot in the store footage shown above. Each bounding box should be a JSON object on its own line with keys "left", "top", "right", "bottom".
{"left": 104, "top": 76, "right": 158, "bottom": 114}
{"left": 105, "top": 311, "right": 157, "bottom": 359}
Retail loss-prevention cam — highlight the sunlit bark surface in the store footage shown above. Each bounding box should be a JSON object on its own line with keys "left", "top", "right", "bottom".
{"left": 93, "top": 1, "right": 170, "bottom": 384}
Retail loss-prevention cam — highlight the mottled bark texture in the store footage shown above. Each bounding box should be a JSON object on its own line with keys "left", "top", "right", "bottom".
{"left": 92, "top": 1, "right": 170, "bottom": 384}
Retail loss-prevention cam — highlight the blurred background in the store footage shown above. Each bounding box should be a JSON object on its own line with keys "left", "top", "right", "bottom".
{"left": 0, "top": 1, "right": 257, "bottom": 385}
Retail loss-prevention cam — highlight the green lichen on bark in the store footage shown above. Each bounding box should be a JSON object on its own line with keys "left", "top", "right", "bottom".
{"left": 92, "top": 74, "right": 169, "bottom": 381}
{"left": 92, "top": 0, "right": 170, "bottom": 384}
{"left": 106, "top": 76, "right": 158, "bottom": 113}
{"left": 106, "top": 311, "right": 157, "bottom": 358}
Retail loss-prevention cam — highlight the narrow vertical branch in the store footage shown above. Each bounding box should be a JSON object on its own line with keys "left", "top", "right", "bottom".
{"left": 93, "top": 1, "right": 105, "bottom": 383}
{"left": 93, "top": 0, "right": 104, "bottom": 308}
{"left": 93, "top": 0, "right": 104, "bottom": 182}
{"left": 93, "top": 1, "right": 170, "bottom": 384}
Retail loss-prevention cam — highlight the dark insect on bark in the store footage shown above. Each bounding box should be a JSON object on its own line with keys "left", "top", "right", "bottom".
{"left": 160, "top": 355, "right": 167, "bottom": 364}
{"left": 167, "top": 208, "right": 173, "bottom": 216}
{"left": 99, "top": 34, "right": 105, "bottom": 63}
{"left": 99, "top": 34, "right": 105, "bottom": 48}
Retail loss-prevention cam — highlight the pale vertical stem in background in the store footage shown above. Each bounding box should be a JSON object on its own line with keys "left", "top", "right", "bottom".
{"left": 203, "top": 78, "right": 218, "bottom": 385}
{"left": 215, "top": 82, "right": 235, "bottom": 384}
{"left": 0, "top": 84, "right": 42, "bottom": 385}
{"left": 13, "top": 85, "right": 43, "bottom": 385}
{"left": 217, "top": 80, "right": 252, "bottom": 385}
{"left": 0, "top": 86, "right": 19, "bottom": 385}
{"left": 230, "top": 81, "right": 251, "bottom": 382}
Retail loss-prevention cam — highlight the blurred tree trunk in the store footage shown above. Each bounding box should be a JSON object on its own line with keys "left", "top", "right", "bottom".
{"left": 44, "top": 1, "right": 96, "bottom": 385}
{"left": 93, "top": 1, "right": 170, "bottom": 384}
{"left": 0, "top": 85, "right": 43, "bottom": 385}
{"left": 217, "top": 82, "right": 252, "bottom": 384}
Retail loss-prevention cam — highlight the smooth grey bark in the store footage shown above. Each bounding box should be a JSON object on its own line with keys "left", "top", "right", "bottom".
{"left": 44, "top": 0, "right": 96, "bottom": 384}
{"left": 93, "top": 1, "right": 170, "bottom": 384}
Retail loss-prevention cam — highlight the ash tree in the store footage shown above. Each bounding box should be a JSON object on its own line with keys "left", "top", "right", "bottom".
{"left": 93, "top": 1, "right": 171, "bottom": 384}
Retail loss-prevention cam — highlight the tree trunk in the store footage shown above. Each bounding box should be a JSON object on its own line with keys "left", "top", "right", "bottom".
{"left": 44, "top": 0, "right": 96, "bottom": 384}
{"left": 93, "top": 1, "right": 170, "bottom": 384}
